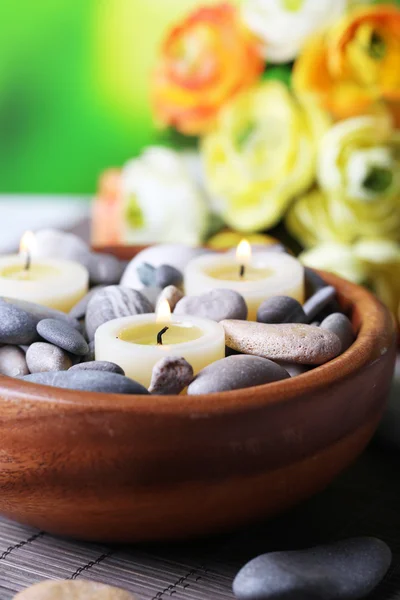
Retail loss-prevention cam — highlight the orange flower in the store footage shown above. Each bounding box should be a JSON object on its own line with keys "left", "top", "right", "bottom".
{"left": 293, "top": 4, "right": 400, "bottom": 121}
{"left": 152, "top": 3, "right": 263, "bottom": 135}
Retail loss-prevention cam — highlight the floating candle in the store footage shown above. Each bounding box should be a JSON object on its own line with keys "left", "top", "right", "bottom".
{"left": 184, "top": 242, "right": 304, "bottom": 320}
{"left": 0, "top": 232, "right": 89, "bottom": 312}
{"left": 95, "top": 299, "right": 225, "bottom": 387}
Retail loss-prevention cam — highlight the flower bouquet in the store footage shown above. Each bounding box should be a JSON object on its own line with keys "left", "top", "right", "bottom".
{"left": 93, "top": 0, "right": 400, "bottom": 323}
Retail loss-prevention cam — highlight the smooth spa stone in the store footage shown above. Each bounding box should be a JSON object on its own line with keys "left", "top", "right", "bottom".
{"left": 85, "top": 285, "right": 153, "bottom": 341}
{"left": 175, "top": 289, "right": 248, "bottom": 322}
{"left": 2, "top": 296, "right": 81, "bottom": 330}
{"left": 84, "top": 252, "right": 125, "bottom": 286}
{"left": 121, "top": 244, "right": 209, "bottom": 289}
{"left": 137, "top": 262, "right": 157, "bottom": 287}
{"left": 0, "top": 302, "right": 38, "bottom": 345}
{"left": 37, "top": 319, "right": 89, "bottom": 356}
{"left": 0, "top": 346, "right": 29, "bottom": 377}
{"left": 155, "top": 264, "right": 183, "bottom": 289}
{"left": 302, "top": 286, "right": 337, "bottom": 322}
{"left": 68, "top": 286, "right": 105, "bottom": 320}
{"left": 70, "top": 360, "right": 125, "bottom": 375}
{"left": 304, "top": 266, "right": 328, "bottom": 296}
{"left": 256, "top": 296, "right": 307, "bottom": 325}
{"left": 158, "top": 285, "right": 184, "bottom": 312}
{"left": 31, "top": 228, "right": 89, "bottom": 261}
{"left": 232, "top": 537, "right": 391, "bottom": 600}
{"left": 83, "top": 340, "right": 95, "bottom": 362}
{"left": 188, "top": 355, "right": 289, "bottom": 395}
{"left": 275, "top": 361, "right": 311, "bottom": 377}
{"left": 149, "top": 356, "right": 194, "bottom": 395}
{"left": 26, "top": 342, "right": 72, "bottom": 373}
{"left": 22, "top": 370, "right": 149, "bottom": 395}
{"left": 13, "top": 579, "right": 137, "bottom": 599}
{"left": 320, "top": 313, "right": 355, "bottom": 353}
{"left": 222, "top": 320, "right": 341, "bottom": 365}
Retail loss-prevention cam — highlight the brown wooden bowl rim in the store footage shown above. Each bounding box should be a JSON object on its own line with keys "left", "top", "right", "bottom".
{"left": 0, "top": 270, "right": 395, "bottom": 415}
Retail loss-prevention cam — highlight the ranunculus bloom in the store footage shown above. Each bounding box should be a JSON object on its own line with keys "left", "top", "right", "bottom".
{"left": 286, "top": 114, "right": 400, "bottom": 246}
{"left": 152, "top": 3, "right": 263, "bottom": 135}
{"left": 201, "top": 80, "right": 329, "bottom": 232}
{"left": 293, "top": 4, "right": 400, "bottom": 120}
{"left": 242, "top": 0, "right": 346, "bottom": 64}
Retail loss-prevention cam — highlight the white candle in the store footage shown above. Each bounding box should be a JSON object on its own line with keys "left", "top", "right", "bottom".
{"left": 95, "top": 299, "right": 225, "bottom": 387}
{"left": 0, "top": 231, "right": 89, "bottom": 312}
{"left": 184, "top": 241, "right": 304, "bottom": 321}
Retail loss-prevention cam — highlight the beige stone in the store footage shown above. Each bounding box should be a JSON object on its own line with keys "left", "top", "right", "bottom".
{"left": 221, "top": 320, "right": 341, "bottom": 365}
{"left": 14, "top": 579, "right": 137, "bottom": 600}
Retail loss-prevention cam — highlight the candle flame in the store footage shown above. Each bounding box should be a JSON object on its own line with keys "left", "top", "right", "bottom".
{"left": 156, "top": 298, "right": 172, "bottom": 323}
{"left": 19, "top": 231, "right": 36, "bottom": 256}
{"left": 236, "top": 239, "right": 251, "bottom": 265}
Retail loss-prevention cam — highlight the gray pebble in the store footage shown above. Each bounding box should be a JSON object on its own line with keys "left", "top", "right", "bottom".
{"left": 149, "top": 356, "right": 194, "bottom": 395}
{"left": 275, "top": 361, "right": 311, "bottom": 377}
{"left": 257, "top": 296, "right": 306, "bottom": 325}
{"left": 320, "top": 313, "right": 355, "bottom": 353}
{"left": 1, "top": 296, "right": 81, "bottom": 330}
{"left": 83, "top": 252, "right": 125, "bottom": 286}
{"left": 222, "top": 320, "right": 341, "bottom": 365}
{"left": 26, "top": 342, "right": 72, "bottom": 373}
{"left": 0, "top": 302, "right": 38, "bottom": 345}
{"left": 155, "top": 264, "right": 183, "bottom": 289}
{"left": 158, "top": 285, "right": 184, "bottom": 312}
{"left": 137, "top": 263, "right": 156, "bottom": 287}
{"left": 0, "top": 346, "right": 29, "bottom": 377}
{"left": 140, "top": 286, "right": 162, "bottom": 309}
{"left": 303, "top": 286, "right": 336, "bottom": 322}
{"left": 304, "top": 266, "right": 328, "bottom": 296}
{"left": 22, "top": 370, "right": 149, "bottom": 395}
{"left": 70, "top": 361, "right": 125, "bottom": 375}
{"left": 188, "top": 355, "right": 289, "bottom": 395}
{"left": 69, "top": 286, "right": 105, "bottom": 320}
{"left": 175, "top": 289, "right": 248, "bottom": 322}
{"left": 85, "top": 286, "right": 153, "bottom": 341}
{"left": 233, "top": 537, "right": 391, "bottom": 600}
{"left": 83, "top": 340, "right": 95, "bottom": 362}
{"left": 37, "top": 319, "right": 88, "bottom": 356}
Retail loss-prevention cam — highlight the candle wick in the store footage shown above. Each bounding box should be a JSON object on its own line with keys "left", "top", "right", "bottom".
{"left": 24, "top": 252, "right": 31, "bottom": 271}
{"left": 239, "top": 264, "right": 245, "bottom": 278}
{"left": 157, "top": 326, "right": 169, "bottom": 345}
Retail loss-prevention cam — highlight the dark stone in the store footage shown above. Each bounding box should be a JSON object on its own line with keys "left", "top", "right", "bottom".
{"left": 257, "top": 296, "right": 306, "bottom": 325}
{"left": 303, "top": 286, "right": 336, "bottom": 322}
{"left": 37, "top": 319, "right": 89, "bottom": 356}
{"left": 22, "top": 370, "right": 149, "bottom": 395}
{"left": 70, "top": 361, "right": 125, "bottom": 375}
{"left": 155, "top": 264, "right": 183, "bottom": 289}
{"left": 0, "top": 302, "right": 38, "bottom": 345}
{"left": 137, "top": 262, "right": 157, "bottom": 287}
{"left": 233, "top": 537, "right": 391, "bottom": 600}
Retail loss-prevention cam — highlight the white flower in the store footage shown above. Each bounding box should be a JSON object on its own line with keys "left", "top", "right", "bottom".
{"left": 242, "top": 0, "right": 347, "bottom": 63}
{"left": 121, "top": 147, "right": 210, "bottom": 245}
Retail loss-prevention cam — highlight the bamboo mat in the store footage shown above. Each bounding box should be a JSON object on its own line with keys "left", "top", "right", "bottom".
{"left": 1, "top": 444, "right": 399, "bottom": 600}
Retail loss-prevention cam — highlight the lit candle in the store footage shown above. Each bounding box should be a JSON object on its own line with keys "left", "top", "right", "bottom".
{"left": 184, "top": 241, "right": 304, "bottom": 321}
{"left": 95, "top": 299, "right": 225, "bottom": 387}
{"left": 0, "top": 231, "right": 89, "bottom": 312}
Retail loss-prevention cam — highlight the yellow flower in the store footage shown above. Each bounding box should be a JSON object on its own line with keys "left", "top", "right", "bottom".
{"left": 293, "top": 4, "right": 400, "bottom": 122}
{"left": 286, "top": 114, "right": 400, "bottom": 246}
{"left": 201, "top": 81, "right": 329, "bottom": 232}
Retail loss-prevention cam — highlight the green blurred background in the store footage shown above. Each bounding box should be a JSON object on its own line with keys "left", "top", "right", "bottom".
{"left": 1, "top": 0, "right": 395, "bottom": 194}
{"left": 0, "top": 0, "right": 242, "bottom": 194}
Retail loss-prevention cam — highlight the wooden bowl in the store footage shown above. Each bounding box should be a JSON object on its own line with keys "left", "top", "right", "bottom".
{"left": 0, "top": 270, "right": 396, "bottom": 543}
